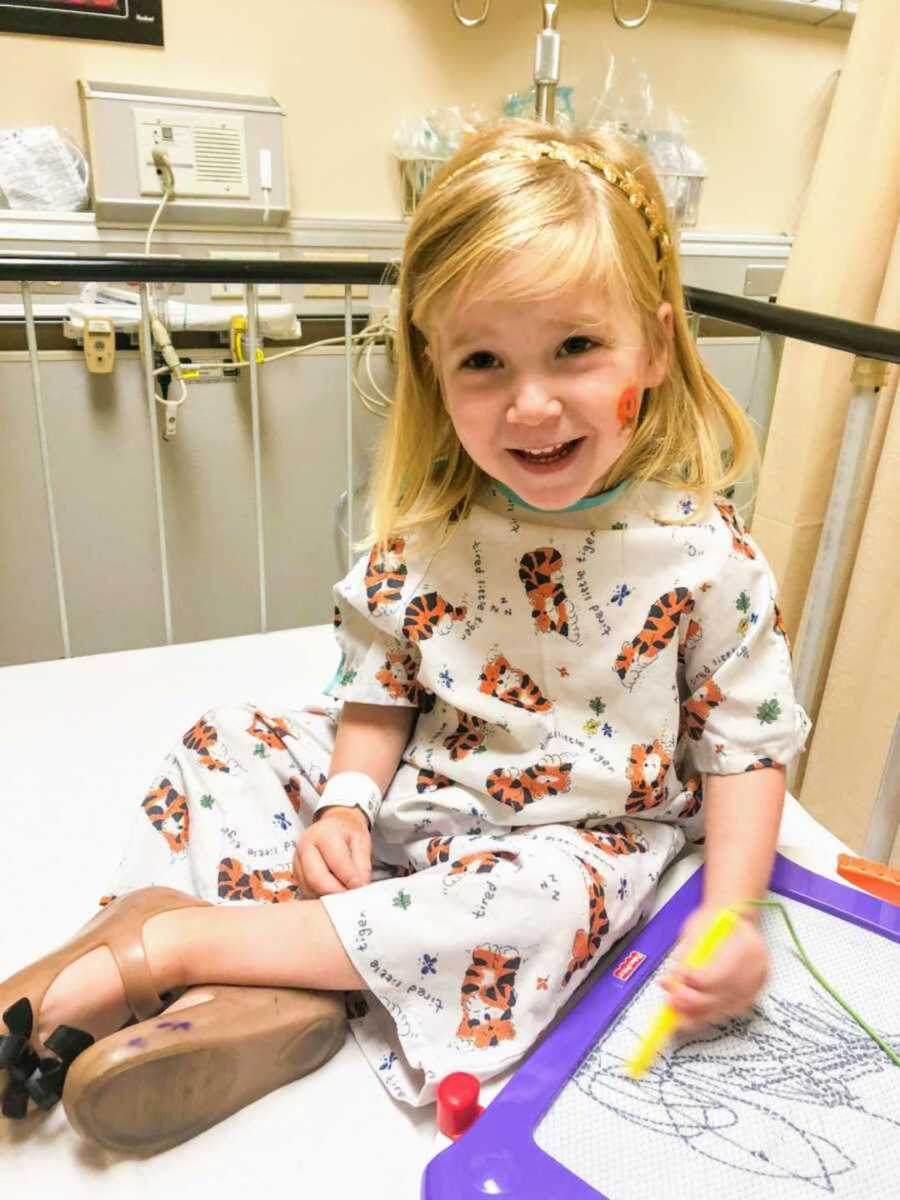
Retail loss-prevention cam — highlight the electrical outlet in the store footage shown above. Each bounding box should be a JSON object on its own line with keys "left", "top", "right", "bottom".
{"left": 84, "top": 318, "right": 116, "bottom": 374}
{"left": 210, "top": 250, "right": 282, "bottom": 300}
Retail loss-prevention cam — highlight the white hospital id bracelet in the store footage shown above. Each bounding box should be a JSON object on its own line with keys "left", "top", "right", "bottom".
{"left": 313, "top": 771, "right": 383, "bottom": 829}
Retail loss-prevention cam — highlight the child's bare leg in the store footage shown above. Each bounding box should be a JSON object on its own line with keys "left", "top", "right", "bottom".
{"left": 166, "top": 900, "right": 364, "bottom": 992}
{"left": 37, "top": 900, "right": 360, "bottom": 1043}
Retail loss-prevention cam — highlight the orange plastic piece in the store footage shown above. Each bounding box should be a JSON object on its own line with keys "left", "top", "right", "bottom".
{"left": 837, "top": 854, "right": 900, "bottom": 906}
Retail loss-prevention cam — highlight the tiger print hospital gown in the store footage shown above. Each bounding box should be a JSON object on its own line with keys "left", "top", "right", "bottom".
{"left": 106, "top": 478, "right": 810, "bottom": 1106}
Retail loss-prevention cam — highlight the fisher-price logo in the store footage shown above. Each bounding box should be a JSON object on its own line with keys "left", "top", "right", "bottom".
{"left": 612, "top": 950, "right": 646, "bottom": 982}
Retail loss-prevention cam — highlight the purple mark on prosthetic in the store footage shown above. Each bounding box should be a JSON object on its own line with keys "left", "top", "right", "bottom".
{"left": 126, "top": 1037, "right": 147, "bottom": 1048}
{"left": 156, "top": 1020, "right": 192, "bottom": 1031}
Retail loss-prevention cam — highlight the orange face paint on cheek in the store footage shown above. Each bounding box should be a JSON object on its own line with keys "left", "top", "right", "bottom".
{"left": 617, "top": 386, "right": 639, "bottom": 432}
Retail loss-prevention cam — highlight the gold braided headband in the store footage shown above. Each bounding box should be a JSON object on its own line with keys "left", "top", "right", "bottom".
{"left": 434, "top": 138, "right": 673, "bottom": 270}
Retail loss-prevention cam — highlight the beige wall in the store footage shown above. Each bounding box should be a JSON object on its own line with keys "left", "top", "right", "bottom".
{"left": 0, "top": 0, "right": 847, "bottom": 233}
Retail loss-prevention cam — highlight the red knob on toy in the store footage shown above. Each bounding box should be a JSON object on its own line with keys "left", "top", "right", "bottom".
{"left": 437, "top": 1071, "right": 484, "bottom": 1139}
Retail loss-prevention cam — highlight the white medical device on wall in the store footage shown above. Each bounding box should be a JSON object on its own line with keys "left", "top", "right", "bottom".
{"left": 78, "top": 80, "right": 289, "bottom": 228}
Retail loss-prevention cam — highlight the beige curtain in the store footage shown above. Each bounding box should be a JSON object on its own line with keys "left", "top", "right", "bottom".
{"left": 751, "top": 0, "right": 900, "bottom": 863}
{"left": 801, "top": 349, "right": 899, "bottom": 863}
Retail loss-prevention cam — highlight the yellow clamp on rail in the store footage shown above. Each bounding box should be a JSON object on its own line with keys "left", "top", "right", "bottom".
{"left": 229, "top": 315, "right": 265, "bottom": 365}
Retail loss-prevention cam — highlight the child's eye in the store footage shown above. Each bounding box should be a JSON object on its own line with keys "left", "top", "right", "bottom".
{"left": 558, "top": 335, "right": 600, "bottom": 357}
{"left": 459, "top": 350, "right": 499, "bottom": 371}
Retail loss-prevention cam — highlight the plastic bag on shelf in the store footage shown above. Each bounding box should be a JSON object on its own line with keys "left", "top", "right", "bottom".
{"left": 0, "top": 125, "right": 90, "bottom": 211}
{"left": 503, "top": 84, "right": 576, "bottom": 131}
{"left": 644, "top": 103, "right": 707, "bottom": 230}
{"left": 392, "top": 105, "right": 486, "bottom": 214}
{"left": 586, "top": 54, "right": 707, "bottom": 229}
{"left": 587, "top": 54, "right": 653, "bottom": 141}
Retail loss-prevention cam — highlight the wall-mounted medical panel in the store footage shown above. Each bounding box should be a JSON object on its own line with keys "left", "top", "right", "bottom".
{"left": 79, "top": 81, "right": 289, "bottom": 229}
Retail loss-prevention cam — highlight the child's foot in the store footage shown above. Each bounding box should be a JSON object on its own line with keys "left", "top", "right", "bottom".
{"left": 2, "top": 889, "right": 210, "bottom": 1120}
{"left": 35, "top": 911, "right": 185, "bottom": 1044}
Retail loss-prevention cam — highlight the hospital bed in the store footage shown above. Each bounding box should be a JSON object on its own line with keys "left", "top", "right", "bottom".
{"left": 0, "top": 621, "right": 851, "bottom": 1198}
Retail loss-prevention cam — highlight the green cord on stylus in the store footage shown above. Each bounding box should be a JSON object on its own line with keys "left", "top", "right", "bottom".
{"left": 745, "top": 898, "right": 900, "bottom": 1068}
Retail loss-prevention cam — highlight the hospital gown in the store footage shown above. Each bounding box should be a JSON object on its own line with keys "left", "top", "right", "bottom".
{"left": 106, "top": 479, "right": 810, "bottom": 1105}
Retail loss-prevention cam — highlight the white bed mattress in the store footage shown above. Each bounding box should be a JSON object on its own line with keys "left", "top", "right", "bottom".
{"left": 0, "top": 625, "right": 850, "bottom": 1198}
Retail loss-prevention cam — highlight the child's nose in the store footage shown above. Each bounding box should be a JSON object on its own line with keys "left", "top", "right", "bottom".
{"left": 506, "top": 379, "right": 563, "bottom": 426}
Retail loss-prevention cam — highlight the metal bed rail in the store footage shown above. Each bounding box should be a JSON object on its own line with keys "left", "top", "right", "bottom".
{"left": 1, "top": 255, "right": 898, "bottom": 727}
{"left": 2, "top": 253, "right": 898, "bottom": 854}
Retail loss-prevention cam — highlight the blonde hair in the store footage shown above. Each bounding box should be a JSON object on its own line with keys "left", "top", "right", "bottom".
{"left": 368, "top": 118, "right": 758, "bottom": 550}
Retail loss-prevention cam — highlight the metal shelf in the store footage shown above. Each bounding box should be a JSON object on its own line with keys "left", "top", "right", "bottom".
{"left": 660, "top": 0, "right": 857, "bottom": 27}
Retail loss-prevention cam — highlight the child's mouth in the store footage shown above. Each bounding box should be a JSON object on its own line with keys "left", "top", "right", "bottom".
{"left": 509, "top": 437, "right": 584, "bottom": 472}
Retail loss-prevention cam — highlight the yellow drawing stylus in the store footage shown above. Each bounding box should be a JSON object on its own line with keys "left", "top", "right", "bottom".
{"left": 625, "top": 906, "right": 741, "bottom": 1080}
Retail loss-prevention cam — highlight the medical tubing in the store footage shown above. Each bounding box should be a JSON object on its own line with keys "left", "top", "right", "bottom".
{"left": 144, "top": 188, "right": 172, "bottom": 256}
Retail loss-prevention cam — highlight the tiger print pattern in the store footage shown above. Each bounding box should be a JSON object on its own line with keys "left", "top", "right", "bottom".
{"left": 773, "top": 603, "right": 790, "bottom": 649}
{"left": 614, "top": 588, "right": 696, "bottom": 691}
{"left": 680, "top": 679, "right": 725, "bottom": 742}
{"left": 142, "top": 778, "right": 190, "bottom": 854}
{"left": 457, "top": 944, "right": 520, "bottom": 1050}
{"left": 575, "top": 821, "right": 649, "bottom": 855}
{"left": 284, "top": 770, "right": 327, "bottom": 815}
{"left": 425, "top": 835, "right": 455, "bottom": 866}
{"left": 364, "top": 536, "right": 407, "bottom": 616}
{"left": 247, "top": 710, "right": 293, "bottom": 752}
{"left": 284, "top": 776, "right": 301, "bottom": 813}
{"left": 375, "top": 649, "right": 437, "bottom": 713}
{"left": 375, "top": 648, "right": 418, "bottom": 701}
{"left": 479, "top": 653, "right": 552, "bottom": 712}
{"left": 444, "top": 710, "right": 488, "bottom": 760}
{"left": 416, "top": 768, "right": 451, "bottom": 794}
{"left": 625, "top": 738, "right": 672, "bottom": 813}
{"left": 182, "top": 717, "right": 231, "bottom": 773}
{"left": 715, "top": 500, "right": 757, "bottom": 560}
{"left": 744, "top": 757, "right": 777, "bottom": 772}
{"left": 485, "top": 756, "right": 573, "bottom": 813}
{"left": 678, "top": 775, "right": 703, "bottom": 819}
{"left": 447, "top": 850, "right": 518, "bottom": 877}
{"left": 678, "top": 616, "right": 703, "bottom": 664}
{"left": 518, "top": 547, "right": 579, "bottom": 641}
{"left": 401, "top": 592, "right": 468, "bottom": 643}
{"left": 217, "top": 856, "right": 298, "bottom": 903}
{"left": 563, "top": 859, "right": 610, "bottom": 986}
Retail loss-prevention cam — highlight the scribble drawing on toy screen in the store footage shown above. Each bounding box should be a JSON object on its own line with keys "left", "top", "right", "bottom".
{"left": 534, "top": 896, "right": 900, "bottom": 1199}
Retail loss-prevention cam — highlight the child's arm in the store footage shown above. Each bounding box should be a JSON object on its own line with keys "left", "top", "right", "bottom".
{"left": 293, "top": 701, "right": 417, "bottom": 898}
{"left": 661, "top": 766, "right": 785, "bottom": 1030}
{"left": 327, "top": 700, "right": 419, "bottom": 797}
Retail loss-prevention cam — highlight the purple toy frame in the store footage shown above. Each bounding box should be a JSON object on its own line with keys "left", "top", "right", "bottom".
{"left": 422, "top": 853, "right": 900, "bottom": 1199}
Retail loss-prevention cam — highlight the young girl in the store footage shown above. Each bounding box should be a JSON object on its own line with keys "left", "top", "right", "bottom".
{"left": 1, "top": 119, "right": 810, "bottom": 1151}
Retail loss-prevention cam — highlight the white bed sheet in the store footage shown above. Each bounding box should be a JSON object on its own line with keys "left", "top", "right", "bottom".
{"left": 0, "top": 625, "right": 851, "bottom": 1198}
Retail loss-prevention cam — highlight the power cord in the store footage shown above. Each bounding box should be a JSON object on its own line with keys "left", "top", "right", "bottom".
{"left": 153, "top": 313, "right": 398, "bottom": 420}
{"left": 142, "top": 148, "right": 189, "bottom": 437}
{"left": 140, "top": 144, "right": 398, "bottom": 437}
{"left": 146, "top": 148, "right": 175, "bottom": 256}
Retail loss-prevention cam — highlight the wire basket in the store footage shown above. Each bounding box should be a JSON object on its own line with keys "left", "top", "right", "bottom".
{"left": 656, "top": 171, "right": 706, "bottom": 230}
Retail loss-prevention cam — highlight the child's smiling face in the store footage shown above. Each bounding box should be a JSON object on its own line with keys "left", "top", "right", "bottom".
{"left": 425, "top": 273, "right": 673, "bottom": 511}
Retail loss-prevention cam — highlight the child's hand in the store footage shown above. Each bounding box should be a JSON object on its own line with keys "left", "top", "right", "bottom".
{"left": 293, "top": 807, "right": 372, "bottom": 897}
{"left": 660, "top": 906, "right": 769, "bottom": 1033}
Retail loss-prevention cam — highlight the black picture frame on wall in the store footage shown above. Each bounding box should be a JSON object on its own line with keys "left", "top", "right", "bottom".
{"left": 0, "top": 1, "right": 163, "bottom": 46}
